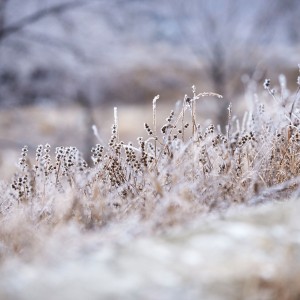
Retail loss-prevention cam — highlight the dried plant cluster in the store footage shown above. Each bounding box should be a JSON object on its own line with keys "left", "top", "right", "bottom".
{"left": 1, "top": 71, "right": 300, "bottom": 259}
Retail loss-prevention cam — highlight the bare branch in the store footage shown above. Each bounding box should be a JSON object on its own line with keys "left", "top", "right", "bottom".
{"left": 0, "top": 0, "right": 99, "bottom": 41}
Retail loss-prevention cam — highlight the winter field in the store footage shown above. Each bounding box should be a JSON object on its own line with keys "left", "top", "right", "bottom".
{"left": 1, "top": 75, "right": 300, "bottom": 299}
{"left": 1, "top": 1, "right": 300, "bottom": 299}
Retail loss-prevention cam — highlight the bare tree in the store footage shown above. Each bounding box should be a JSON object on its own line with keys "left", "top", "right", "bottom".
{"left": 169, "top": 0, "right": 292, "bottom": 126}
{"left": 0, "top": 0, "right": 104, "bottom": 160}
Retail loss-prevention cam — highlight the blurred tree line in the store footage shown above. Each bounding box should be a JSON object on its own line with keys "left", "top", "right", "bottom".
{"left": 0, "top": 0, "right": 299, "bottom": 124}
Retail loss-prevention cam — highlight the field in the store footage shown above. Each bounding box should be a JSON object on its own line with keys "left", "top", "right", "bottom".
{"left": 1, "top": 77, "right": 300, "bottom": 299}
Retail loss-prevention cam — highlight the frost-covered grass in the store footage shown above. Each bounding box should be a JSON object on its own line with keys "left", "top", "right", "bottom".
{"left": 1, "top": 72, "right": 300, "bottom": 299}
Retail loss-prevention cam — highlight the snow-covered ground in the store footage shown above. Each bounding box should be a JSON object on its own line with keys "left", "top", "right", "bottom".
{"left": 0, "top": 198, "right": 299, "bottom": 300}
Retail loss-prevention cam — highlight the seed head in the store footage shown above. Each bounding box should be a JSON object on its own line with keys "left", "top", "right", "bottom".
{"left": 263, "top": 79, "right": 270, "bottom": 89}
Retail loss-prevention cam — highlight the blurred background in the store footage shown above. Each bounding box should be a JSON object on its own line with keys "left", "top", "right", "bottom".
{"left": 0, "top": 0, "right": 299, "bottom": 178}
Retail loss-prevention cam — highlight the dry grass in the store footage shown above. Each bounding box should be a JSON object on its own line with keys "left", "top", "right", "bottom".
{"left": 1, "top": 72, "right": 300, "bottom": 299}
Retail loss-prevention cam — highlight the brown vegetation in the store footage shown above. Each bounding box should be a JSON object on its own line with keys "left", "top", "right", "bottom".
{"left": 1, "top": 72, "right": 300, "bottom": 299}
